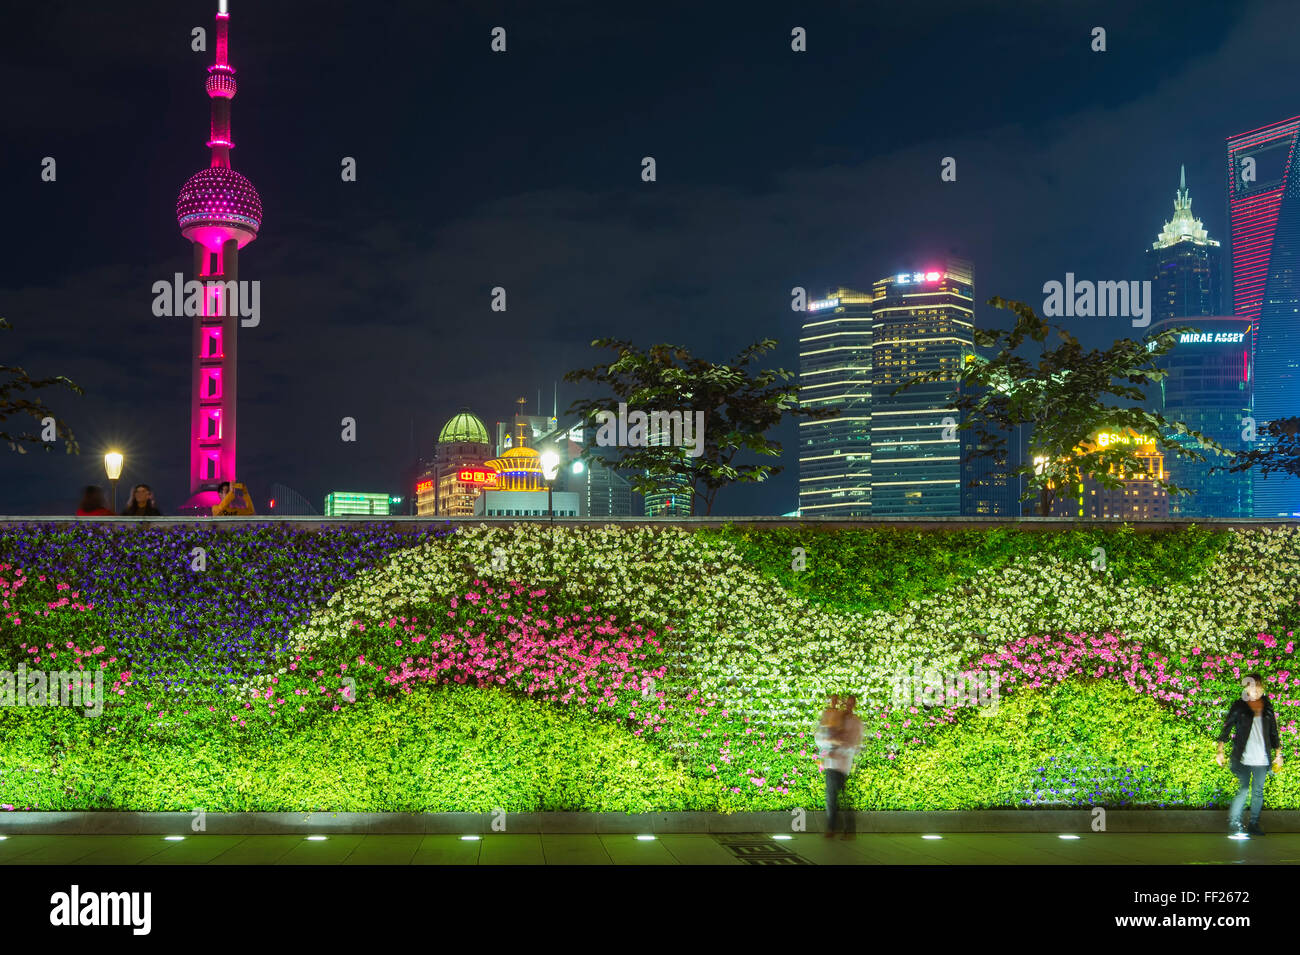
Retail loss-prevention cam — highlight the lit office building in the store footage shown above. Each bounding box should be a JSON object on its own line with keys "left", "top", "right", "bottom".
{"left": 1151, "top": 317, "right": 1253, "bottom": 517}
{"left": 417, "top": 409, "right": 493, "bottom": 516}
{"left": 869, "top": 259, "right": 976, "bottom": 516}
{"left": 798, "top": 288, "right": 874, "bottom": 517}
{"left": 1046, "top": 430, "right": 1169, "bottom": 519}
{"left": 324, "top": 492, "right": 392, "bottom": 516}
{"left": 1227, "top": 117, "right": 1300, "bottom": 516}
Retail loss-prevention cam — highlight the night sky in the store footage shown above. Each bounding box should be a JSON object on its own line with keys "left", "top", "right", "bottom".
{"left": 1, "top": 0, "right": 1294, "bottom": 515}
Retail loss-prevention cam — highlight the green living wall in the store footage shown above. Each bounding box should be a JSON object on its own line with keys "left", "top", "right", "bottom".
{"left": 1, "top": 521, "right": 1297, "bottom": 812}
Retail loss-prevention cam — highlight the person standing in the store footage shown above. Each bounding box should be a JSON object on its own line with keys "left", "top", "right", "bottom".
{"left": 122, "top": 484, "right": 162, "bottom": 516}
{"left": 815, "top": 694, "right": 864, "bottom": 838}
{"left": 75, "top": 485, "right": 114, "bottom": 516}
{"left": 1216, "top": 673, "right": 1283, "bottom": 836}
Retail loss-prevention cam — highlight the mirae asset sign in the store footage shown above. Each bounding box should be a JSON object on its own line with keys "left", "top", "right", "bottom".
{"left": 1178, "top": 331, "right": 1247, "bottom": 344}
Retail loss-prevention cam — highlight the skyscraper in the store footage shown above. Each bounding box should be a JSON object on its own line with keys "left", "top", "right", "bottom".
{"left": 1145, "top": 168, "right": 1246, "bottom": 516}
{"left": 869, "top": 259, "right": 975, "bottom": 516}
{"left": 1227, "top": 117, "right": 1300, "bottom": 517}
{"left": 1150, "top": 166, "right": 1222, "bottom": 319}
{"left": 176, "top": 1, "right": 262, "bottom": 511}
{"left": 1152, "top": 317, "right": 1253, "bottom": 518}
{"left": 798, "top": 288, "right": 873, "bottom": 517}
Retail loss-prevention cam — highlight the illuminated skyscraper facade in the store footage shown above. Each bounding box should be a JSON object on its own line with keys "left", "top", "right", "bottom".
{"left": 176, "top": 0, "right": 262, "bottom": 511}
{"left": 1152, "top": 317, "right": 1253, "bottom": 518}
{"left": 869, "top": 260, "right": 975, "bottom": 516}
{"left": 798, "top": 289, "right": 873, "bottom": 517}
{"left": 1150, "top": 166, "right": 1222, "bottom": 320}
{"left": 1145, "top": 169, "right": 1246, "bottom": 516}
{"left": 1227, "top": 117, "right": 1300, "bottom": 517}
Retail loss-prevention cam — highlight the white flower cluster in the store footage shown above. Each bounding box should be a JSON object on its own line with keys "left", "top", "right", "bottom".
{"left": 242, "top": 525, "right": 1300, "bottom": 729}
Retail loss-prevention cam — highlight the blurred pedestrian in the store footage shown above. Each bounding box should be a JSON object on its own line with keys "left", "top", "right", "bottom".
{"left": 1216, "top": 673, "right": 1283, "bottom": 836}
{"left": 816, "top": 694, "right": 864, "bottom": 838}
{"left": 75, "top": 485, "right": 113, "bottom": 516}
{"left": 122, "top": 483, "right": 162, "bottom": 516}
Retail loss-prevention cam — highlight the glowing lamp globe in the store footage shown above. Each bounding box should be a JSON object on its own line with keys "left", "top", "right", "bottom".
{"left": 176, "top": 166, "right": 262, "bottom": 251}
{"left": 541, "top": 450, "right": 560, "bottom": 481}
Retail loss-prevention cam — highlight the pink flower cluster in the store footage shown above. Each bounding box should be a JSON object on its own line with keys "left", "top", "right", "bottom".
{"left": 1, "top": 564, "right": 96, "bottom": 628}
{"left": 973, "top": 629, "right": 1299, "bottom": 744}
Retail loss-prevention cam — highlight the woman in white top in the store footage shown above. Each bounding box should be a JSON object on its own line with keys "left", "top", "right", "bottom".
{"left": 1215, "top": 673, "right": 1283, "bottom": 836}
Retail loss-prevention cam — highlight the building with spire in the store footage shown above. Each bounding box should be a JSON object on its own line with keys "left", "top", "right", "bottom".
{"left": 1143, "top": 167, "right": 1248, "bottom": 517}
{"left": 176, "top": 0, "right": 262, "bottom": 512}
{"left": 1149, "top": 166, "right": 1222, "bottom": 321}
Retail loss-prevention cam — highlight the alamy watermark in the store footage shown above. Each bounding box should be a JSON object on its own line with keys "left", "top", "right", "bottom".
{"left": 151, "top": 273, "right": 260, "bottom": 327}
{"left": 1041, "top": 273, "right": 1150, "bottom": 327}
{"left": 1, "top": 665, "right": 104, "bottom": 717}
{"left": 593, "top": 403, "right": 705, "bottom": 458}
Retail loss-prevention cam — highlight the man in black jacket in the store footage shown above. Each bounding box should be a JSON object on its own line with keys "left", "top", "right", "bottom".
{"left": 1215, "top": 673, "right": 1284, "bottom": 836}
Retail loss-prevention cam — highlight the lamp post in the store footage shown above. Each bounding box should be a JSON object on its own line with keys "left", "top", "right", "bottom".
{"left": 104, "top": 451, "right": 124, "bottom": 513}
{"left": 541, "top": 450, "right": 560, "bottom": 524}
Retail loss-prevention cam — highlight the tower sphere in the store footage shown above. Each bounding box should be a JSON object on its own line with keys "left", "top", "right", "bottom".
{"left": 176, "top": 166, "right": 262, "bottom": 250}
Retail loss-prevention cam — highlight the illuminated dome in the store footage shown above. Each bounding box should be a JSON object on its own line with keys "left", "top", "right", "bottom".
{"left": 176, "top": 166, "right": 262, "bottom": 249}
{"left": 484, "top": 446, "right": 544, "bottom": 490}
{"left": 438, "top": 409, "right": 490, "bottom": 446}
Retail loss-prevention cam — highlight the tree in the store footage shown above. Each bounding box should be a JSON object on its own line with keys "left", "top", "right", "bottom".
{"left": 1216, "top": 416, "right": 1300, "bottom": 480}
{"left": 564, "top": 338, "right": 837, "bottom": 515}
{"left": 892, "top": 297, "right": 1229, "bottom": 516}
{"left": 1, "top": 318, "right": 81, "bottom": 454}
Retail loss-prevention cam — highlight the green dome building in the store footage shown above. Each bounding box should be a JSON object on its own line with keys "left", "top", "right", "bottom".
{"left": 418, "top": 408, "right": 493, "bottom": 516}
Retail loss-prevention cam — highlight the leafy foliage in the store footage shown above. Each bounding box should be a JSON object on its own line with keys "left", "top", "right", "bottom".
{"left": 564, "top": 338, "right": 836, "bottom": 514}
{"left": 1, "top": 317, "right": 82, "bottom": 454}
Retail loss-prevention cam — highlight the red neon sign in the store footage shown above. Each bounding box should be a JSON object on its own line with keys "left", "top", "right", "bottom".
{"left": 415, "top": 480, "right": 433, "bottom": 494}
{"left": 458, "top": 468, "right": 497, "bottom": 486}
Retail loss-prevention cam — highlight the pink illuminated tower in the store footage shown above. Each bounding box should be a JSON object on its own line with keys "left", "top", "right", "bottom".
{"left": 175, "top": 0, "right": 262, "bottom": 511}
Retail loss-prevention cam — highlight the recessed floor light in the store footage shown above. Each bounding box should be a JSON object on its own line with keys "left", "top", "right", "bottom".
{"left": 305, "top": 835, "right": 327, "bottom": 841}
{"left": 771, "top": 834, "right": 793, "bottom": 841}
{"left": 1059, "top": 834, "right": 1081, "bottom": 840}
{"left": 921, "top": 834, "right": 942, "bottom": 840}
{"left": 460, "top": 835, "right": 481, "bottom": 841}
{"left": 635, "top": 835, "right": 656, "bottom": 841}
{"left": 1229, "top": 833, "right": 1250, "bottom": 840}
{"left": 164, "top": 836, "right": 185, "bottom": 841}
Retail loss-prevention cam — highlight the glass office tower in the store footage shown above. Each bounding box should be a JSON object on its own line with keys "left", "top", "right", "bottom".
{"left": 869, "top": 259, "right": 975, "bottom": 516}
{"left": 798, "top": 288, "right": 874, "bottom": 517}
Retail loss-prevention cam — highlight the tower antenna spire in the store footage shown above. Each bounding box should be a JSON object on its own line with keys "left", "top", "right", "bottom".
{"left": 175, "top": 0, "right": 262, "bottom": 511}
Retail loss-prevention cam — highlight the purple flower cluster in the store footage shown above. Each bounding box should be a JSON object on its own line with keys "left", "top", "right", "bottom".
{"left": 0, "top": 522, "right": 448, "bottom": 692}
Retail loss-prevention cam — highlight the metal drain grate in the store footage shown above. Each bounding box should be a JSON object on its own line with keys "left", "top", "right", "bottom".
{"left": 713, "top": 834, "right": 815, "bottom": 865}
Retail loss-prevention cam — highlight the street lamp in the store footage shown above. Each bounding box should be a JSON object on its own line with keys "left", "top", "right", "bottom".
{"left": 104, "top": 451, "right": 124, "bottom": 513}
{"left": 540, "top": 450, "right": 560, "bottom": 523}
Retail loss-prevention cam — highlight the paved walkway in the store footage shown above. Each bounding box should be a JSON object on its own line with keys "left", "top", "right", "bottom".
{"left": 2, "top": 832, "right": 1297, "bottom": 865}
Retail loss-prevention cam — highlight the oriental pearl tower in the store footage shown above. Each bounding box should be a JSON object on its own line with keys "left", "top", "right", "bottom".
{"left": 175, "top": 0, "right": 262, "bottom": 512}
